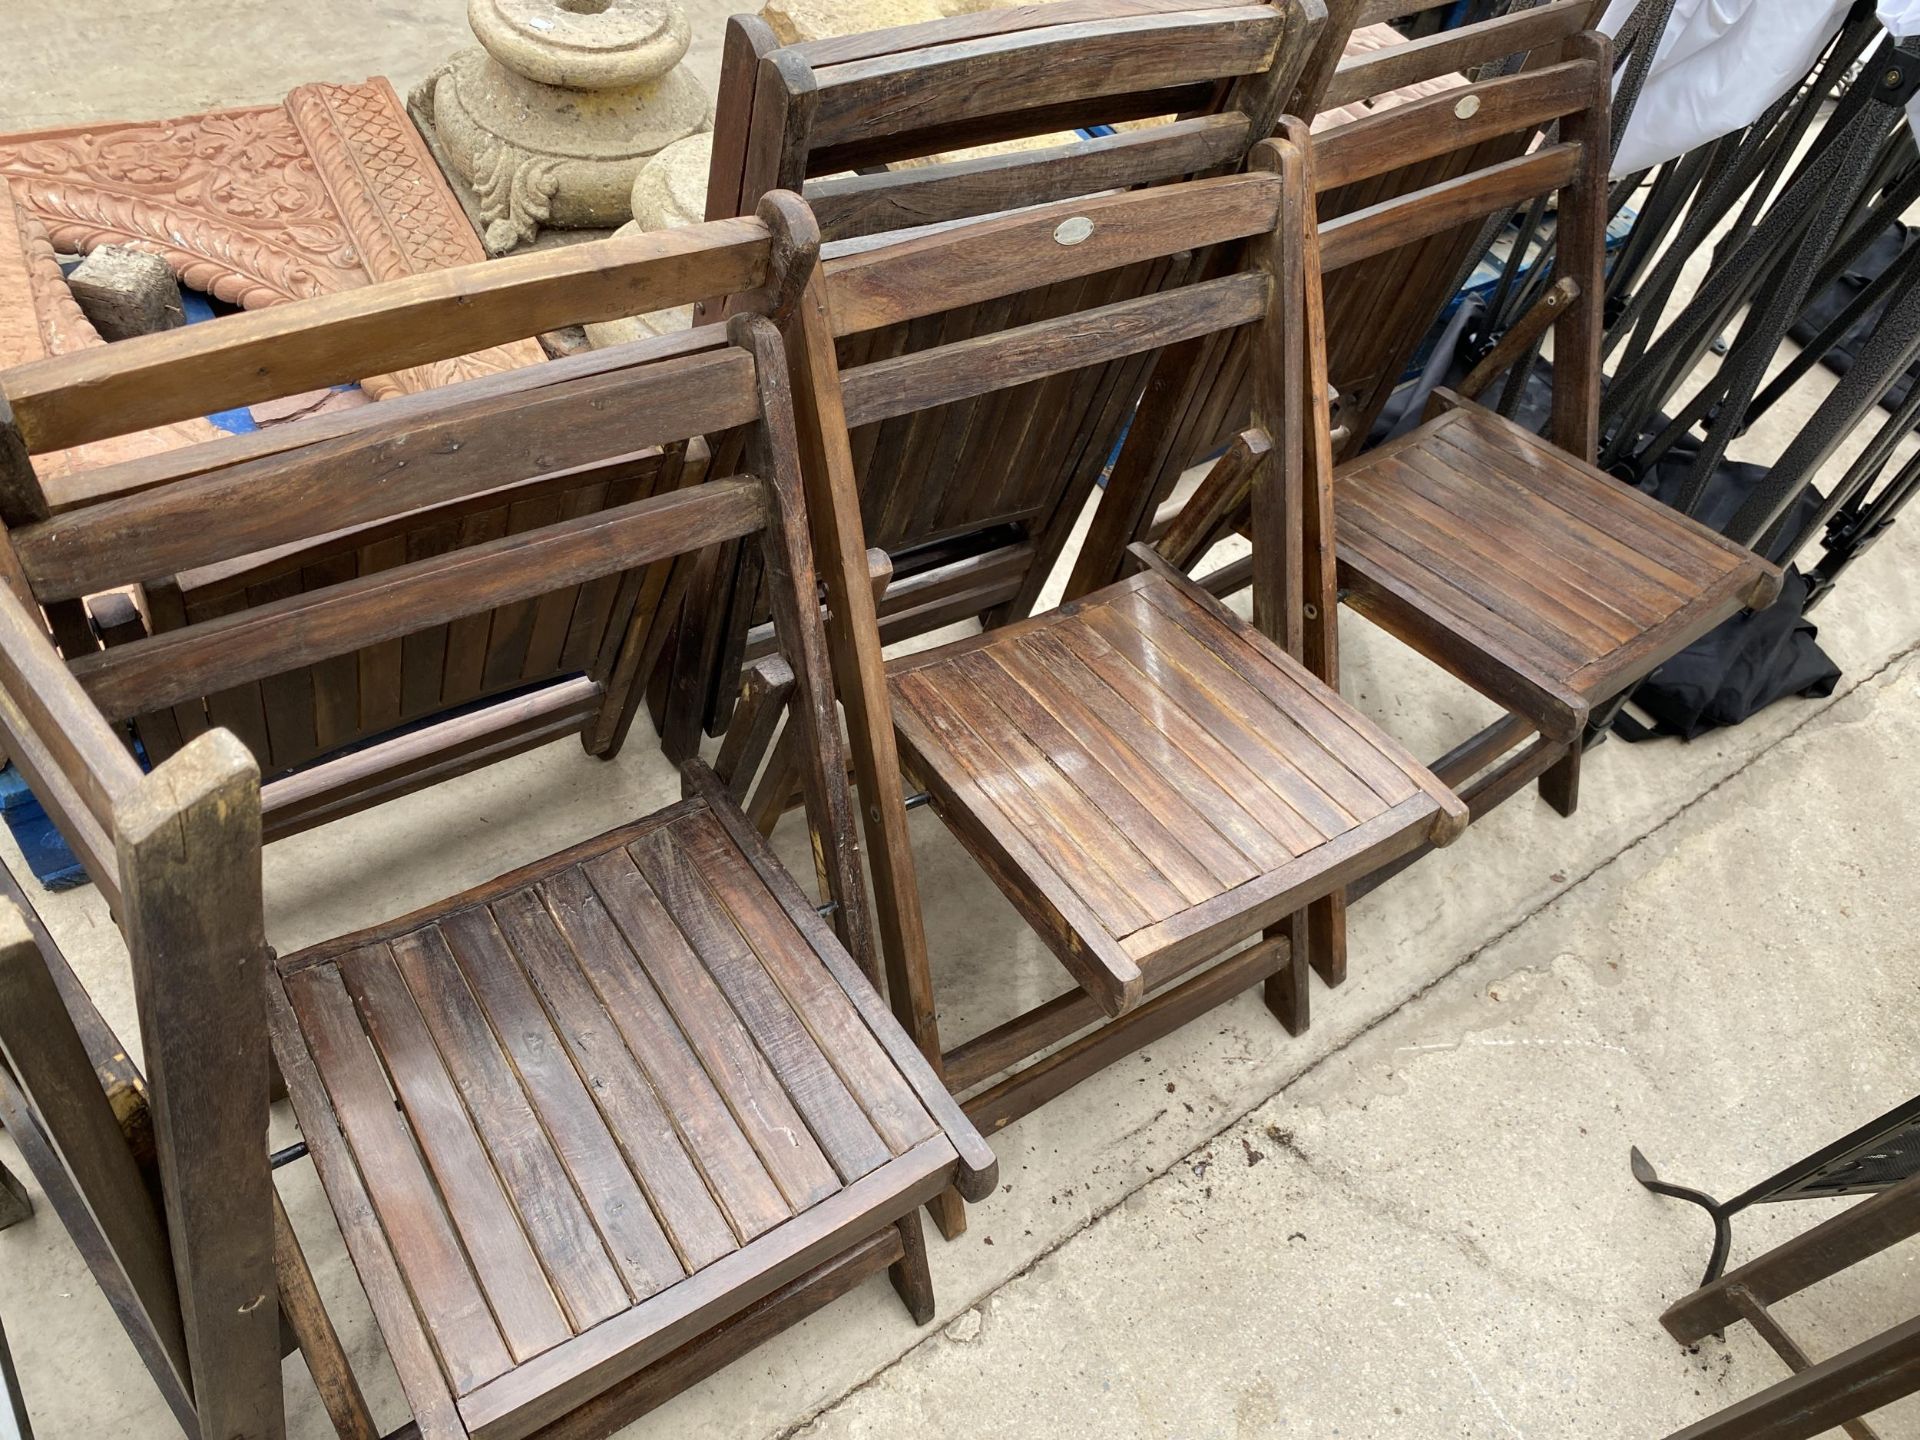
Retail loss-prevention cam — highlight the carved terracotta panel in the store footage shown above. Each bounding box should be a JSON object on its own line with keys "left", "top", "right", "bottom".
{"left": 0, "top": 77, "right": 544, "bottom": 404}
{"left": 0, "top": 188, "right": 219, "bottom": 482}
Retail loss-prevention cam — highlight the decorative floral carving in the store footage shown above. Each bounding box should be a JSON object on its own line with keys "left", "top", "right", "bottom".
{"left": 0, "top": 79, "right": 543, "bottom": 394}
{"left": 0, "top": 187, "right": 220, "bottom": 480}
{"left": 0, "top": 107, "right": 351, "bottom": 308}
{"left": 473, "top": 142, "right": 561, "bottom": 255}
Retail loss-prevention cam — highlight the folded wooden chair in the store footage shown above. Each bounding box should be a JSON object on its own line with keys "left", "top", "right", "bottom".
{"left": 1067, "top": 0, "right": 1609, "bottom": 598}
{"left": 1154, "top": 46, "right": 1780, "bottom": 894}
{"left": 764, "top": 149, "right": 1465, "bottom": 1219}
{"left": 0, "top": 211, "right": 994, "bottom": 1439}
{"left": 0, "top": 206, "right": 823, "bottom": 839}
{"left": 662, "top": 0, "right": 1326, "bottom": 752}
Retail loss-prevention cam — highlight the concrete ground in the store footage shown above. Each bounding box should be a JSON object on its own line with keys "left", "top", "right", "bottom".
{"left": 2, "top": 4, "right": 1918, "bottom": 1438}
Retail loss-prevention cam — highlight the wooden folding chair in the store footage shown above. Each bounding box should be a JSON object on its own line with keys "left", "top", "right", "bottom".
{"left": 767, "top": 149, "right": 1465, "bottom": 1232}
{"left": 1149, "top": 42, "right": 1779, "bottom": 890}
{"left": 660, "top": 0, "right": 1327, "bottom": 753}
{"left": 0, "top": 208, "right": 994, "bottom": 1439}
{"left": 0, "top": 203, "right": 820, "bottom": 838}
{"left": 1067, "top": 0, "right": 1609, "bottom": 598}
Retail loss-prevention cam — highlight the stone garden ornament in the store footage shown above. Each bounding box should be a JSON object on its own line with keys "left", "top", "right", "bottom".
{"left": 417, "top": 0, "right": 712, "bottom": 253}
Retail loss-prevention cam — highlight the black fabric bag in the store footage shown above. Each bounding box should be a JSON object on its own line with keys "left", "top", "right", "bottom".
{"left": 1613, "top": 567, "right": 1839, "bottom": 740}
{"left": 1615, "top": 441, "right": 1840, "bottom": 740}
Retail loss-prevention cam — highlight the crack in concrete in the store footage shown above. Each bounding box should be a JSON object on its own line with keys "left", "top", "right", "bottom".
{"left": 1254, "top": 1117, "right": 1609, "bottom": 1316}
{"left": 773, "top": 638, "right": 1920, "bottom": 1439}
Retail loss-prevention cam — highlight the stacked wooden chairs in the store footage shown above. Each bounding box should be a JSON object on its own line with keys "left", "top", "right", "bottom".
{"left": 0, "top": 7, "right": 1799, "bottom": 1431}
{"left": 662, "top": 0, "right": 1327, "bottom": 752}
{"left": 1068, "top": 0, "right": 1610, "bottom": 597}
{"left": 0, "top": 207, "right": 994, "bottom": 1439}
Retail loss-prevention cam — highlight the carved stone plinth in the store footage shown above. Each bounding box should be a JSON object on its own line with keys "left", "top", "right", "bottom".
{"left": 0, "top": 78, "right": 545, "bottom": 403}
{"left": 415, "top": 0, "right": 710, "bottom": 254}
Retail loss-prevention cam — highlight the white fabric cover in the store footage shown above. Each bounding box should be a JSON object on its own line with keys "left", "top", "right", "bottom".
{"left": 1602, "top": 0, "right": 1855, "bottom": 176}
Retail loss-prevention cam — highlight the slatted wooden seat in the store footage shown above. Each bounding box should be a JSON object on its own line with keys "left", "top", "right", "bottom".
{"left": 752, "top": 156, "right": 1465, "bottom": 1168}
{"left": 1335, "top": 397, "right": 1781, "bottom": 742}
{"left": 271, "top": 766, "right": 979, "bottom": 1439}
{"left": 665, "top": 0, "right": 1325, "bottom": 753}
{"left": 888, "top": 558, "right": 1460, "bottom": 1015}
{"left": 0, "top": 206, "right": 994, "bottom": 1439}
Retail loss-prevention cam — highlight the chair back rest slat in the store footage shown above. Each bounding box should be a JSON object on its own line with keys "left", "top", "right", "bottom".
{"left": 1320, "top": 0, "right": 1598, "bottom": 111}
{"left": 788, "top": 0, "right": 1260, "bottom": 65}
{"left": 37, "top": 324, "right": 732, "bottom": 518}
{"left": 1311, "top": 54, "right": 1595, "bottom": 190}
{"left": 1319, "top": 141, "right": 1583, "bottom": 272}
{"left": 17, "top": 345, "right": 761, "bottom": 601}
{"left": 804, "top": 113, "right": 1255, "bottom": 242}
{"left": 841, "top": 273, "right": 1272, "bottom": 429}
{"left": 0, "top": 217, "right": 775, "bottom": 458}
{"left": 823, "top": 171, "right": 1285, "bottom": 335}
{"left": 804, "top": 7, "right": 1289, "bottom": 152}
{"left": 71, "top": 476, "right": 767, "bottom": 723}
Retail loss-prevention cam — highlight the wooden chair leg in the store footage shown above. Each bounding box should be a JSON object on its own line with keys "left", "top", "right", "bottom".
{"left": 1539, "top": 734, "right": 1582, "bottom": 817}
{"left": 745, "top": 720, "right": 804, "bottom": 838}
{"left": 117, "top": 734, "right": 283, "bottom": 1439}
{"left": 713, "top": 658, "right": 794, "bottom": 803}
{"left": 273, "top": 1193, "right": 378, "bottom": 1440}
{"left": 0, "top": 1154, "right": 29, "bottom": 1230}
{"left": 1309, "top": 891, "right": 1346, "bottom": 988}
{"left": 1261, "top": 913, "right": 1310, "bottom": 1037}
{"left": 888, "top": 1207, "right": 937, "bottom": 1325}
{"left": 0, "top": 1303, "right": 29, "bottom": 1440}
{"left": 927, "top": 1186, "right": 967, "bottom": 1242}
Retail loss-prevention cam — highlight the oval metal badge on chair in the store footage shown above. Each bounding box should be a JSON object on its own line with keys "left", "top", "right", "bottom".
{"left": 1054, "top": 217, "right": 1094, "bottom": 245}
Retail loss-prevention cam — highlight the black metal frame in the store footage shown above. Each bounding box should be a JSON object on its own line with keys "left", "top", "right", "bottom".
{"left": 1632, "top": 1092, "right": 1920, "bottom": 1287}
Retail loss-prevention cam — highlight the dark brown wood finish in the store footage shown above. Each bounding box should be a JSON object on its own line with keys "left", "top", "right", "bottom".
{"left": 0, "top": 212, "right": 994, "bottom": 1439}
{"left": 271, "top": 788, "right": 970, "bottom": 1437}
{"left": 782, "top": 158, "right": 1465, "bottom": 1154}
{"left": 1302, "top": 39, "right": 1782, "bottom": 784}
{"left": 0, "top": 899, "right": 196, "bottom": 1432}
{"left": 1335, "top": 398, "right": 1781, "bottom": 740}
{"left": 0, "top": 202, "right": 811, "bottom": 834}
{"left": 1122, "top": 52, "right": 1780, "bottom": 965}
{"left": 1066, "top": 0, "right": 1609, "bottom": 602}
{"left": 676, "top": 0, "right": 1327, "bottom": 752}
